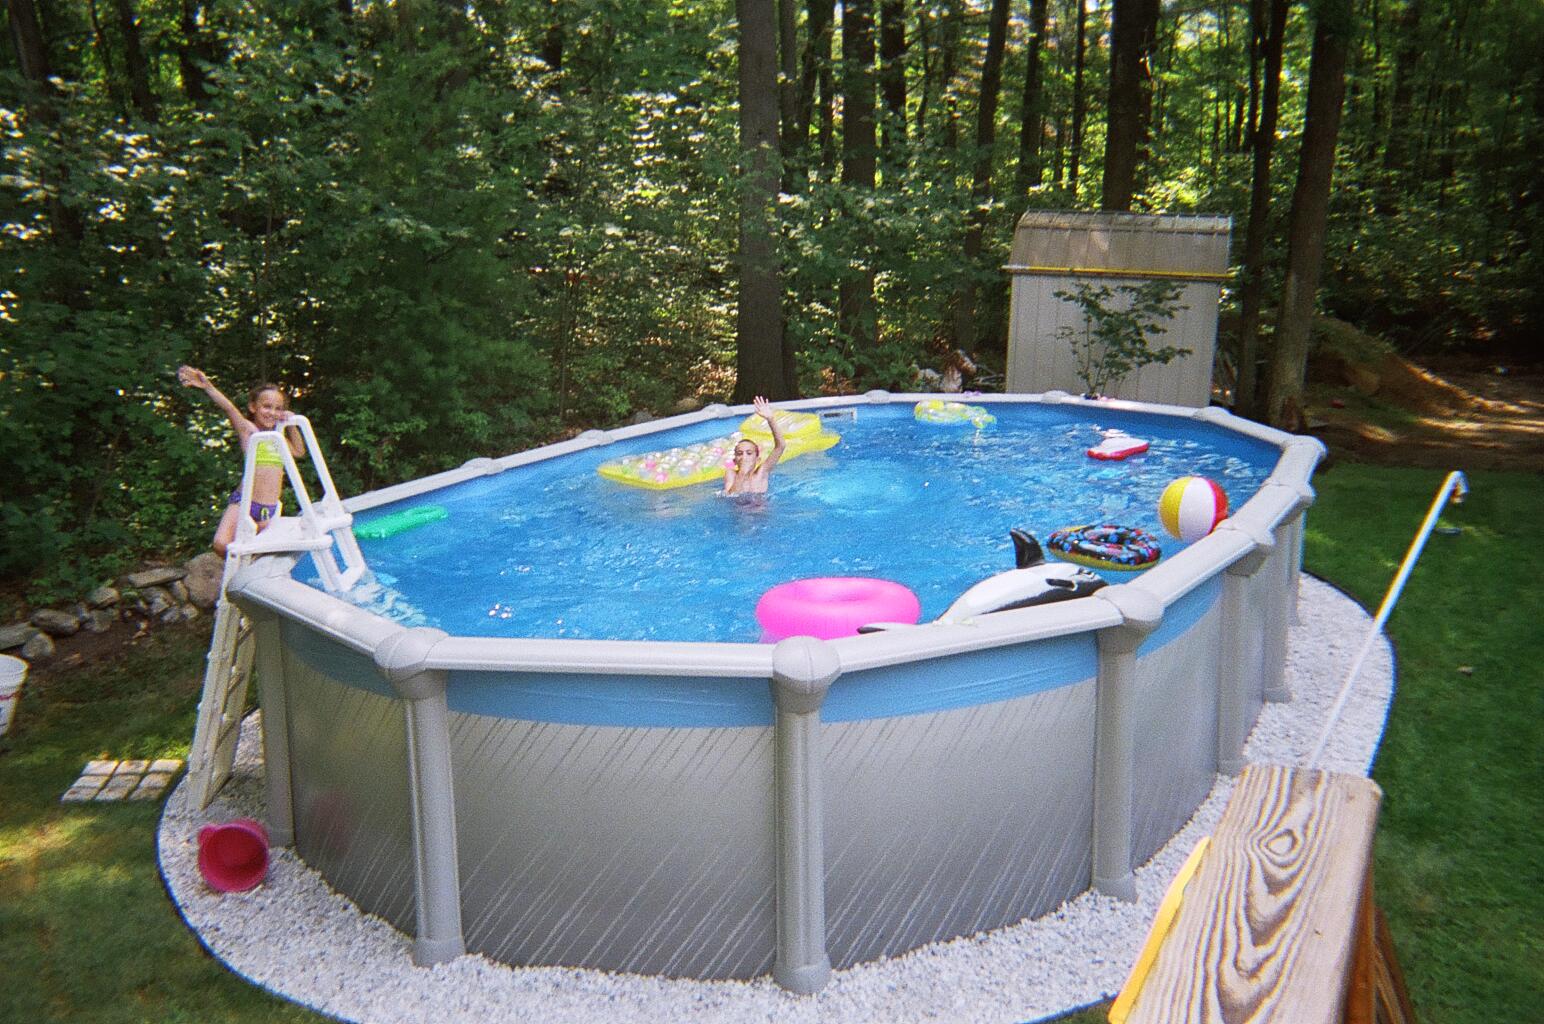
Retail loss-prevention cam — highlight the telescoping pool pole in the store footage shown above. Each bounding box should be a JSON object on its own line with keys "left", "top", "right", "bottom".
{"left": 1307, "top": 470, "right": 1469, "bottom": 770}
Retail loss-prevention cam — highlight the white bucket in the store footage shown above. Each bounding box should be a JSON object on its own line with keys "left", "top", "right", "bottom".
{"left": 0, "top": 654, "right": 27, "bottom": 738}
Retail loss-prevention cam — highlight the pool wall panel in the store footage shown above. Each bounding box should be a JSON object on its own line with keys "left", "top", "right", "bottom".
{"left": 447, "top": 716, "right": 777, "bottom": 978}
{"left": 1236, "top": 569, "right": 1270, "bottom": 724}
{"left": 279, "top": 628, "right": 416, "bottom": 934}
{"left": 822, "top": 653, "right": 1097, "bottom": 967}
{"left": 1129, "top": 578, "right": 1223, "bottom": 865}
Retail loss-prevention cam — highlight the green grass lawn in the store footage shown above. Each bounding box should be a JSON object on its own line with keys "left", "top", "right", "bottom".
{"left": 3, "top": 464, "right": 1540, "bottom": 1023}
{"left": 0, "top": 627, "right": 324, "bottom": 1024}
{"left": 1301, "top": 464, "right": 1544, "bottom": 1024}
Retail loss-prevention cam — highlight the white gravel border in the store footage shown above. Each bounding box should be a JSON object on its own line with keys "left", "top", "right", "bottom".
{"left": 158, "top": 575, "right": 1394, "bottom": 1024}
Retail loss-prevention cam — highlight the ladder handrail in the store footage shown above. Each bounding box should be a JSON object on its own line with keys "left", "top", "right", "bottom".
{"left": 228, "top": 414, "right": 370, "bottom": 592}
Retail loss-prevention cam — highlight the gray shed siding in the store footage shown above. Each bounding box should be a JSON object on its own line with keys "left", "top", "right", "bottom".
{"left": 1006, "top": 211, "right": 1231, "bottom": 407}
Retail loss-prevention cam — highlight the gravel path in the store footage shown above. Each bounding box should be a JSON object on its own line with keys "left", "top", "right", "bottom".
{"left": 158, "top": 575, "right": 1394, "bottom": 1024}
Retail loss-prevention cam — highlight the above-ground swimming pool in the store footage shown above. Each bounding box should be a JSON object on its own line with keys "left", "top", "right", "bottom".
{"left": 340, "top": 401, "right": 1276, "bottom": 642}
{"left": 226, "top": 390, "right": 1324, "bottom": 993}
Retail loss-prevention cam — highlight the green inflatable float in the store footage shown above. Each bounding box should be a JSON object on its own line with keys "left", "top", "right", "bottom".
{"left": 353, "top": 504, "right": 447, "bottom": 540}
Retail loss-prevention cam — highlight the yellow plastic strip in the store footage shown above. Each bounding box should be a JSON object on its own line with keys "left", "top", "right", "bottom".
{"left": 1002, "top": 264, "right": 1233, "bottom": 283}
{"left": 1107, "top": 835, "right": 1213, "bottom": 1024}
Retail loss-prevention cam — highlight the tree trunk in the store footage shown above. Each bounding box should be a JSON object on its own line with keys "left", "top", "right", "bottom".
{"left": 954, "top": 0, "right": 1011, "bottom": 354}
{"left": 808, "top": 0, "right": 837, "bottom": 176}
{"left": 1014, "top": 0, "right": 1049, "bottom": 199}
{"left": 1234, "top": 0, "right": 1289, "bottom": 418}
{"left": 778, "top": 0, "right": 799, "bottom": 179}
{"left": 1069, "top": 0, "right": 1088, "bottom": 194}
{"left": 937, "top": 0, "right": 965, "bottom": 151}
{"left": 177, "top": 0, "right": 216, "bottom": 108}
{"left": 879, "top": 0, "right": 906, "bottom": 164}
{"left": 1265, "top": 0, "right": 1353, "bottom": 430}
{"left": 1135, "top": 0, "right": 1158, "bottom": 157}
{"left": 114, "top": 0, "right": 159, "bottom": 122}
{"left": 914, "top": 3, "right": 931, "bottom": 135}
{"left": 838, "top": 0, "right": 877, "bottom": 356}
{"left": 539, "top": 0, "right": 564, "bottom": 76}
{"left": 1228, "top": 5, "right": 1247, "bottom": 152}
{"left": 9, "top": 0, "right": 54, "bottom": 98}
{"left": 1381, "top": 0, "right": 1422, "bottom": 183}
{"left": 7, "top": 0, "right": 83, "bottom": 244}
{"left": 88, "top": 0, "right": 125, "bottom": 116}
{"left": 1101, "top": 0, "right": 1159, "bottom": 210}
{"left": 734, "top": 0, "right": 793, "bottom": 401}
{"left": 1245, "top": 0, "right": 1263, "bottom": 148}
{"left": 796, "top": 0, "right": 833, "bottom": 145}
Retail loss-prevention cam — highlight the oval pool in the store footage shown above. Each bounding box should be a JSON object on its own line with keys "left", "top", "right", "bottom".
{"left": 343, "top": 401, "right": 1278, "bottom": 642}
{"left": 224, "top": 391, "right": 1324, "bottom": 992}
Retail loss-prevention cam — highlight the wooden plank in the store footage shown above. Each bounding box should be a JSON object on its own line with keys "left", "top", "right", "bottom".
{"left": 1372, "top": 906, "right": 1419, "bottom": 1024}
{"left": 1343, "top": 870, "right": 1378, "bottom": 1024}
{"left": 1123, "top": 764, "right": 1383, "bottom": 1024}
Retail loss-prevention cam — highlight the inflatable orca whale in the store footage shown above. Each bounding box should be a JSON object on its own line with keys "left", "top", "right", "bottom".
{"left": 859, "top": 530, "right": 1108, "bottom": 633}
{"left": 934, "top": 529, "right": 1107, "bottom": 624}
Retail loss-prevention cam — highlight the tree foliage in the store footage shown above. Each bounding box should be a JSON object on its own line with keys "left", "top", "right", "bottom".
{"left": 1, "top": 0, "right": 1537, "bottom": 595}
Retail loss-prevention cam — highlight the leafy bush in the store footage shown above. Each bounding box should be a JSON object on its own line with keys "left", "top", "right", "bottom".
{"left": 1053, "top": 280, "right": 1190, "bottom": 396}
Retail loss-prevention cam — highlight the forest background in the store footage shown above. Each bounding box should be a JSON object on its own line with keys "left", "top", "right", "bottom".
{"left": 2, "top": 0, "right": 1539, "bottom": 601}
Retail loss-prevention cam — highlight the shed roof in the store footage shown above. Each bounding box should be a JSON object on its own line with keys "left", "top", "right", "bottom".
{"left": 1009, "top": 211, "right": 1232, "bottom": 277}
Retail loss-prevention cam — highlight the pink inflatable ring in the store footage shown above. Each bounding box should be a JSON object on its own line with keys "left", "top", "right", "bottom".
{"left": 756, "top": 577, "right": 922, "bottom": 641}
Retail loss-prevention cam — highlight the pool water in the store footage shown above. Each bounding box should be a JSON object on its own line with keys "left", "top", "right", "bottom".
{"left": 336, "top": 404, "right": 1278, "bottom": 642}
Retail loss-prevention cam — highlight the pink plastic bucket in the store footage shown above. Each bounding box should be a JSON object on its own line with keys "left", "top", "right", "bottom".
{"left": 197, "top": 818, "right": 270, "bottom": 892}
{"left": 756, "top": 577, "right": 922, "bottom": 641}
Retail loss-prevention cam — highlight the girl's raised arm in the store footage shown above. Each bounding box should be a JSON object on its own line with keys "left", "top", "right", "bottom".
{"left": 753, "top": 396, "right": 786, "bottom": 469}
{"left": 179, "top": 365, "right": 255, "bottom": 443}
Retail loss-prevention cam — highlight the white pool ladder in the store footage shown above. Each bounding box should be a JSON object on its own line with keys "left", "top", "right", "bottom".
{"left": 181, "top": 415, "right": 368, "bottom": 809}
{"left": 225, "top": 414, "right": 369, "bottom": 591}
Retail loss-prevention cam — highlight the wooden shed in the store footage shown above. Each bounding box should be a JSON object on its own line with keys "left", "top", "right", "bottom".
{"left": 1005, "top": 211, "right": 1231, "bottom": 407}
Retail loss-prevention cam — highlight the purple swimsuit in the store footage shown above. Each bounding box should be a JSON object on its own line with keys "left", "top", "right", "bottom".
{"left": 226, "top": 486, "right": 278, "bottom": 523}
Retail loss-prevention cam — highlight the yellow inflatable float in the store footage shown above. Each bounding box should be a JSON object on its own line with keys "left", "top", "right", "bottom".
{"left": 597, "top": 411, "right": 840, "bottom": 490}
{"left": 914, "top": 399, "right": 995, "bottom": 428}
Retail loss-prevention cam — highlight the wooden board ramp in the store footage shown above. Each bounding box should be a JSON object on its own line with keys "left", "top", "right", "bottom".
{"left": 1110, "top": 764, "right": 1416, "bottom": 1024}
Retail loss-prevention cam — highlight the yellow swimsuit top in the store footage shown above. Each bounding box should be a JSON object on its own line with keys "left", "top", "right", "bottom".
{"left": 252, "top": 437, "right": 286, "bottom": 469}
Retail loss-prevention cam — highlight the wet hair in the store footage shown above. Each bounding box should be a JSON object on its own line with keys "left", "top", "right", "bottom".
{"left": 734, "top": 439, "right": 760, "bottom": 457}
{"left": 247, "top": 382, "right": 288, "bottom": 408}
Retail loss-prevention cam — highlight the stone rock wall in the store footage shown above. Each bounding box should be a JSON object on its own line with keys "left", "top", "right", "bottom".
{"left": 1, "top": 553, "right": 226, "bottom": 664}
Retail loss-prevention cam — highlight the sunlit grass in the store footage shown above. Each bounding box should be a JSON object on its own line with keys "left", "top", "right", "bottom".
{"left": 1303, "top": 464, "right": 1544, "bottom": 1024}
{"left": 0, "top": 625, "right": 321, "bottom": 1024}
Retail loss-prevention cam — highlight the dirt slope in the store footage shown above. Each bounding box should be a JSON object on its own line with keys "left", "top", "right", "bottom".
{"left": 1308, "top": 352, "right": 1544, "bottom": 473}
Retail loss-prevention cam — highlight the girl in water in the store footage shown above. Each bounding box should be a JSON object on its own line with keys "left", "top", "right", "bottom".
{"left": 722, "top": 396, "right": 786, "bottom": 496}
{"left": 179, "top": 365, "right": 305, "bottom": 556}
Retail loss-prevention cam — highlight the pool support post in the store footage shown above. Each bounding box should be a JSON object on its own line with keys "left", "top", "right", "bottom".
{"left": 226, "top": 562, "right": 299, "bottom": 846}
{"left": 1261, "top": 510, "right": 1296, "bottom": 704}
{"left": 769, "top": 637, "right": 841, "bottom": 995}
{"left": 1216, "top": 525, "right": 1275, "bottom": 776}
{"left": 374, "top": 627, "right": 466, "bottom": 967}
{"left": 1261, "top": 440, "right": 1327, "bottom": 699}
{"left": 247, "top": 607, "right": 296, "bottom": 846}
{"left": 1091, "top": 586, "right": 1164, "bottom": 902}
{"left": 1280, "top": 480, "right": 1315, "bottom": 624}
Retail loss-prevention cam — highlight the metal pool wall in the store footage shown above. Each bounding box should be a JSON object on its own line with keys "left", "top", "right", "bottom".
{"left": 226, "top": 391, "right": 1323, "bottom": 993}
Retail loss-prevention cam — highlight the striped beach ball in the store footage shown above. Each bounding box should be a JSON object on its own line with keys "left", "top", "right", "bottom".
{"left": 1158, "top": 476, "right": 1229, "bottom": 542}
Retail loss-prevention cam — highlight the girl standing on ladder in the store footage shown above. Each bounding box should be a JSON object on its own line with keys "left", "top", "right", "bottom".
{"left": 179, "top": 366, "right": 304, "bottom": 556}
